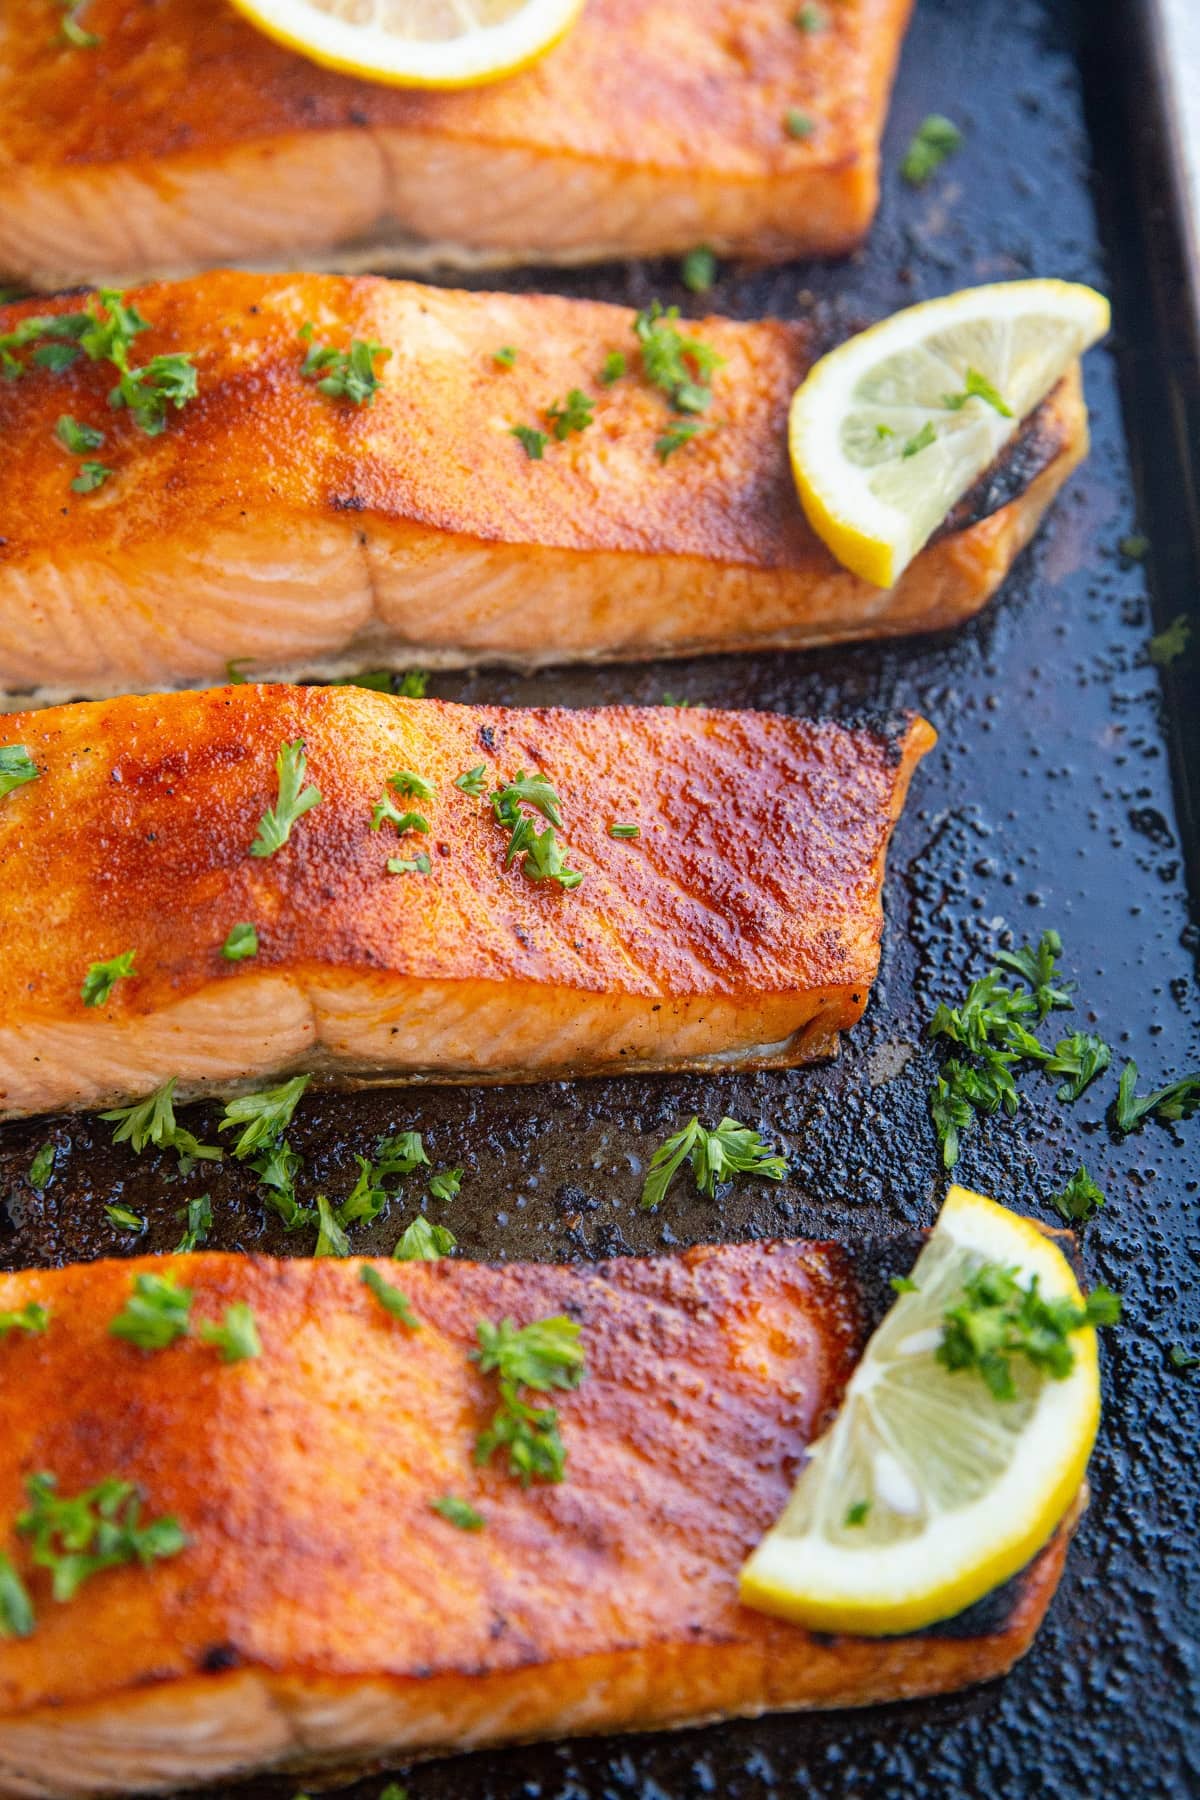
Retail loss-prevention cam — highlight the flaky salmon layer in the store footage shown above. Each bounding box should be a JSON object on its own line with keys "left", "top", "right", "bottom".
{"left": 0, "top": 1243, "right": 1079, "bottom": 1798}
{"left": 0, "top": 687, "right": 934, "bottom": 1117}
{"left": 0, "top": 274, "right": 1089, "bottom": 700}
{"left": 0, "top": 0, "right": 913, "bottom": 288}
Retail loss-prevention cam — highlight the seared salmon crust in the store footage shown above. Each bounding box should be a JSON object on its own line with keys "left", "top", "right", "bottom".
{"left": 0, "top": 1242, "right": 1079, "bottom": 1797}
{"left": 0, "top": 275, "right": 1089, "bottom": 699}
{"left": 0, "top": 687, "right": 935, "bottom": 1117}
{"left": 0, "top": 0, "right": 914, "bottom": 289}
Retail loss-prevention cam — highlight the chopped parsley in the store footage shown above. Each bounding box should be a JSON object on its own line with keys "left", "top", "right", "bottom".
{"left": 249, "top": 1139, "right": 310, "bottom": 1230}
{"left": 490, "top": 769, "right": 582, "bottom": 891}
{"left": 491, "top": 771, "right": 562, "bottom": 828}
{"left": 901, "top": 420, "right": 936, "bottom": 459}
{"left": 226, "top": 658, "right": 253, "bottom": 684}
{"left": 109, "top": 1272, "right": 193, "bottom": 1351}
{"left": 656, "top": 416, "right": 710, "bottom": 461}
{"left": 633, "top": 300, "right": 723, "bottom": 415}
{"left": 941, "top": 367, "right": 1013, "bottom": 419}
{"left": 397, "top": 668, "right": 428, "bottom": 698}
{"left": 0, "top": 309, "right": 90, "bottom": 380}
{"left": 793, "top": 3, "right": 826, "bottom": 29}
{"left": 390, "top": 769, "right": 436, "bottom": 802}
{"left": 110, "top": 352, "right": 198, "bottom": 436}
{"left": 1168, "top": 1345, "right": 1200, "bottom": 1373}
{"left": 901, "top": 114, "right": 963, "bottom": 186}
{"left": 937, "top": 1264, "right": 1120, "bottom": 1401}
{"left": 104, "top": 1204, "right": 145, "bottom": 1233}
{"left": 16, "top": 1471, "right": 186, "bottom": 1602}
{"left": 0, "top": 745, "right": 39, "bottom": 798}
{"left": 430, "top": 1495, "right": 484, "bottom": 1531}
{"left": 844, "top": 1500, "right": 871, "bottom": 1527}
{"left": 219, "top": 1074, "right": 310, "bottom": 1158}
{"left": 472, "top": 1315, "right": 585, "bottom": 1486}
{"left": 174, "top": 1193, "right": 213, "bottom": 1252}
{"left": 387, "top": 853, "right": 432, "bottom": 875}
{"left": 221, "top": 922, "right": 259, "bottom": 962}
{"left": 428, "top": 1167, "right": 462, "bottom": 1202}
{"left": 360, "top": 1265, "right": 420, "bottom": 1328}
{"left": 680, "top": 247, "right": 717, "bottom": 294}
{"left": 299, "top": 327, "right": 391, "bottom": 406}
{"left": 198, "top": 1302, "right": 261, "bottom": 1363}
{"left": 71, "top": 460, "right": 114, "bottom": 493}
{"left": 27, "top": 1142, "right": 55, "bottom": 1191}
{"left": 371, "top": 792, "right": 430, "bottom": 836}
{"left": 57, "top": 0, "right": 101, "bottom": 47}
{"left": 102, "top": 1076, "right": 222, "bottom": 1170}
{"left": 1044, "top": 1032, "right": 1111, "bottom": 1103}
{"left": 545, "top": 389, "right": 594, "bottom": 440}
{"left": 600, "top": 350, "right": 627, "bottom": 386}
{"left": 926, "top": 932, "right": 1110, "bottom": 1167}
{"left": 0, "top": 1302, "right": 48, "bottom": 1338}
{"left": 510, "top": 423, "right": 549, "bottom": 460}
{"left": 784, "top": 108, "right": 814, "bottom": 139}
{"left": 1148, "top": 614, "right": 1191, "bottom": 667}
{"left": 394, "top": 1216, "right": 456, "bottom": 1261}
{"left": 640, "top": 1116, "right": 787, "bottom": 1210}
{"left": 1049, "top": 1166, "right": 1105, "bottom": 1225}
{"left": 1114, "top": 1060, "right": 1200, "bottom": 1132}
{"left": 493, "top": 346, "right": 518, "bottom": 368}
{"left": 55, "top": 414, "right": 104, "bottom": 454}
{"left": 250, "top": 739, "right": 321, "bottom": 857}
{"left": 454, "top": 764, "right": 488, "bottom": 797}
{"left": 0, "top": 1555, "right": 34, "bottom": 1640}
{"left": 1118, "top": 533, "right": 1150, "bottom": 561}
{"left": 80, "top": 950, "right": 136, "bottom": 1008}
{"left": 890, "top": 1275, "right": 918, "bottom": 1295}
{"left": 608, "top": 822, "right": 640, "bottom": 839}
{"left": 314, "top": 1193, "right": 351, "bottom": 1258}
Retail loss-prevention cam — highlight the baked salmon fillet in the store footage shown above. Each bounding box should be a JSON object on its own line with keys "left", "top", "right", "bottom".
{"left": 0, "top": 1242, "right": 1081, "bottom": 1798}
{"left": 0, "top": 0, "right": 914, "bottom": 291}
{"left": 0, "top": 686, "right": 934, "bottom": 1118}
{"left": 0, "top": 274, "right": 1090, "bottom": 701}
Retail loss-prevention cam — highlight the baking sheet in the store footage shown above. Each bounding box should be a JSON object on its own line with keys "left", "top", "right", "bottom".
{"left": 1, "top": 0, "right": 1198, "bottom": 1793}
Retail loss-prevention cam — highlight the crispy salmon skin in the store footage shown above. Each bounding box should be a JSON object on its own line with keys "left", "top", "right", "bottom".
{"left": 0, "top": 0, "right": 913, "bottom": 288}
{"left": 0, "top": 274, "right": 1089, "bottom": 699}
{"left": 0, "top": 1242, "right": 1078, "bottom": 1798}
{"left": 0, "top": 687, "right": 934, "bottom": 1117}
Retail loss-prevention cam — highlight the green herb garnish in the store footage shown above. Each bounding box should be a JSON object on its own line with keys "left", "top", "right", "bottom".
{"left": 102, "top": 1076, "right": 222, "bottom": 1169}
{"left": 0, "top": 1555, "right": 34, "bottom": 1640}
{"left": 454, "top": 764, "right": 488, "bottom": 797}
{"left": 360, "top": 1265, "right": 421, "bottom": 1328}
{"left": 55, "top": 414, "right": 104, "bottom": 454}
{"left": 901, "top": 420, "right": 936, "bottom": 459}
{"left": 1169, "top": 1345, "right": 1200, "bottom": 1372}
{"left": 493, "top": 346, "right": 518, "bottom": 368}
{"left": 1114, "top": 1060, "right": 1200, "bottom": 1132}
{"left": 394, "top": 1216, "right": 456, "bottom": 1261}
{"left": 937, "top": 1264, "right": 1120, "bottom": 1401}
{"left": 390, "top": 769, "right": 436, "bottom": 802}
{"left": 299, "top": 328, "right": 391, "bottom": 406}
{"left": 314, "top": 1193, "right": 350, "bottom": 1258}
{"left": 1049, "top": 1166, "right": 1105, "bottom": 1225}
{"left": 109, "top": 1272, "right": 193, "bottom": 1351}
{"left": 941, "top": 367, "right": 1013, "bottom": 419}
{"left": 472, "top": 1315, "right": 585, "bottom": 1487}
{"left": 0, "top": 745, "right": 39, "bottom": 798}
{"left": 198, "top": 1302, "right": 261, "bottom": 1363}
{"left": 57, "top": 0, "right": 101, "bottom": 48}
{"left": 1148, "top": 615, "right": 1191, "bottom": 667}
{"left": 656, "top": 416, "right": 710, "bottom": 461}
{"left": 793, "top": 3, "right": 826, "bottom": 30}
{"left": 70, "top": 460, "right": 114, "bottom": 493}
{"left": 430, "top": 1495, "right": 484, "bottom": 1531}
{"left": 608, "top": 822, "right": 640, "bottom": 839}
{"left": 80, "top": 950, "right": 136, "bottom": 1008}
{"left": 219, "top": 1075, "right": 310, "bottom": 1158}
{"left": 901, "top": 114, "right": 963, "bottom": 185}
{"left": 680, "top": 247, "right": 717, "bottom": 293}
{"left": 633, "top": 300, "right": 723, "bottom": 416}
{"left": 221, "top": 923, "right": 259, "bottom": 962}
{"left": 16, "top": 1472, "right": 186, "bottom": 1602}
{"left": 510, "top": 423, "right": 548, "bottom": 460}
{"left": 27, "top": 1142, "right": 55, "bottom": 1191}
{"left": 250, "top": 739, "right": 321, "bottom": 857}
{"left": 545, "top": 389, "right": 594, "bottom": 440}
{"left": 174, "top": 1193, "right": 213, "bottom": 1252}
{"left": 784, "top": 108, "right": 814, "bottom": 139}
{"left": 844, "top": 1500, "right": 871, "bottom": 1527}
{"left": 104, "top": 1204, "right": 145, "bottom": 1233}
{"left": 0, "top": 1302, "right": 48, "bottom": 1338}
{"left": 1044, "top": 1031, "right": 1111, "bottom": 1103}
{"left": 387, "top": 853, "right": 432, "bottom": 875}
{"left": 600, "top": 350, "right": 627, "bottom": 386}
{"left": 428, "top": 1167, "right": 462, "bottom": 1202}
{"left": 640, "top": 1116, "right": 787, "bottom": 1210}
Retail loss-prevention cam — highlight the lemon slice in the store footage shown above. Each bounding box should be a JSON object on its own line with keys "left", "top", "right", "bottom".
{"left": 790, "top": 280, "right": 1110, "bottom": 588}
{"left": 739, "top": 1185, "right": 1106, "bottom": 1636}
{"left": 227, "top": 0, "right": 585, "bottom": 89}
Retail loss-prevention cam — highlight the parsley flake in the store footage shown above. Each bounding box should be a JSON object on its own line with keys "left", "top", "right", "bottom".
{"left": 219, "top": 1075, "right": 310, "bottom": 1158}
{"left": 428, "top": 1167, "right": 462, "bottom": 1202}
{"left": 633, "top": 300, "right": 723, "bottom": 417}
{"left": 510, "top": 423, "right": 549, "bottom": 460}
{"left": 104, "top": 1204, "right": 145, "bottom": 1233}
{"left": 109, "top": 1272, "right": 193, "bottom": 1351}
{"left": 472, "top": 1315, "right": 586, "bottom": 1487}
{"left": 545, "top": 389, "right": 594, "bottom": 440}
{"left": 0, "top": 745, "right": 39, "bottom": 798}
{"left": 793, "top": 3, "right": 825, "bottom": 30}
{"left": 360, "top": 1265, "right": 421, "bottom": 1328}
{"left": 784, "top": 108, "right": 814, "bottom": 139}
{"left": 1168, "top": 1345, "right": 1200, "bottom": 1373}
{"left": 102, "top": 1076, "right": 222, "bottom": 1169}
{"left": 938, "top": 1264, "right": 1120, "bottom": 1401}
{"left": 454, "top": 764, "right": 488, "bottom": 797}
{"left": 600, "top": 350, "right": 627, "bottom": 386}
{"left": 174, "top": 1193, "right": 213, "bottom": 1252}
{"left": 844, "top": 1500, "right": 871, "bottom": 1527}
{"left": 57, "top": 0, "right": 101, "bottom": 48}
{"left": 0, "top": 1302, "right": 48, "bottom": 1338}
{"left": 16, "top": 1472, "right": 186, "bottom": 1602}
{"left": 27, "top": 1142, "right": 55, "bottom": 1191}
{"left": 608, "top": 822, "right": 640, "bottom": 839}
{"left": 1148, "top": 614, "right": 1191, "bottom": 667}
{"left": 394, "top": 1216, "right": 456, "bottom": 1261}
{"left": 0, "top": 1556, "right": 33, "bottom": 1640}
{"left": 70, "top": 460, "right": 113, "bottom": 494}
{"left": 640, "top": 1116, "right": 787, "bottom": 1210}
{"left": 656, "top": 417, "right": 710, "bottom": 461}
{"left": 314, "top": 1193, "right": 351, "bottom": 1258}
{"left": 430, "top": 1495, "right": 484, "bottom": 1531}
{"left": 390, "top": 769, "right": 436, "bottom": 802}
{"left": 680, "top": 247, "right": 717, "bottom": 293}
{"left": 1049, "top": 1166, "right": 1105, "bottom": 1225}
{"left": 299, "top": 331, "right": 391, "bottom": 406}
{"left": 901, "top": 114, "right": 963, "bottom": 186}
{"left": 901, "top": 420, "right": 936, "bottom": 459}
{"left": 55, "top": 414, "right": 104, "bottom": 454}
{"left": 371, "top": 794, "right": 430, "bottom": 836}
{"left": 941, "top": 367, "right": 1013, "bottom": 419}
{"left": 387, "top": 852, "right": 431, "bottom": 874}
{"left": 1114, "top": 1060, "right": 1200, "bottom": 1132}
{"left": 1044, "top": 1031, "right": 1111, "bottom": 1103}
{"left": 81, "top": 950, "right": 135, "bottom": 1008}
{"left": 250, "top": 739, "right": 321, "bottom": 857}
{"left": 221, "top": 922, "right": 259, "bottom": 962}
{"left": 493, "top": 346, "right": 518, "bottom": 368}
{"left": 198, "top": 1302, "right": 262, "bottom": 1363}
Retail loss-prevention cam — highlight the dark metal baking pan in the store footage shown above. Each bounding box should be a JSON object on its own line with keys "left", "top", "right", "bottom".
{"left": 1, "top": 0, "right": 1198, "bottom": 1793}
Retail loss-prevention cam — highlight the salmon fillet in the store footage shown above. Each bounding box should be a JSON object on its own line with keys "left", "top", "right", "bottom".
{"left": 0, "top": 0, "right": 914, "bottom": 290}
{"left": 0, "top": 1242, "right": 1080, "bottom": 1798}
{"left": 0, "top": 274, "right": 1089, "bottom": 701}
{"left": 0, "top": 687, "right": 934, "bottom": 1118}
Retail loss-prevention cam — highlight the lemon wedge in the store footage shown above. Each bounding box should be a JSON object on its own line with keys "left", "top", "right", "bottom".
{"left": 227, "top": 0, "right": 585, "bottom": 89}
{"left": 789, "top": 280, "right": 1110, "bottom": 588}
{"left": 739, "top": 1185, "right": 1111, "bottom": 1636}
